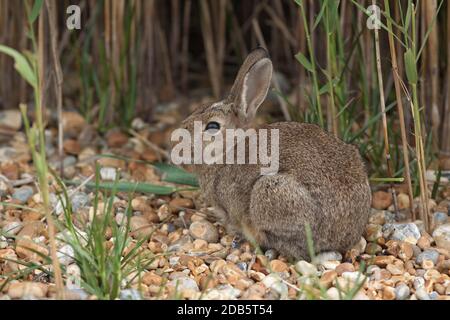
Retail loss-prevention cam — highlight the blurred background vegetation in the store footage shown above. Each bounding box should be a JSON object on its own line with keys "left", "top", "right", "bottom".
{"left": 0, "top": 0, "right": 449, "bottom": 223}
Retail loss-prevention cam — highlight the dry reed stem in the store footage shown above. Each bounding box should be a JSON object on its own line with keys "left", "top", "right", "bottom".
{"left": 251, "top": 18, "right": 291, "bottom": 121}
{"left": 372, "top": 0, "right": 398, "bottom": 213}
{"left": 384, "top": 0, "right": 414, "bottom": 217}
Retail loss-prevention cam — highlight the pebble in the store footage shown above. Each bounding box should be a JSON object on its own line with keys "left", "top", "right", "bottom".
{"left": 2, "top": 221, "right": 23, "bottom": 236}
{"left": 264, "top": 249, "right": 277, "bottom": 261}
{"left": 313, "top": 251, "right": 342, "bottom": 265}
{"left": 416, "top": 249, "right": 439, "bottom": 265}
{"left": 383, "top": 223, "right": 421, "bottom": 245}
{"left": 295, "top": 260, "right": 317, "bottom": 276}
{"left": 189, "top": 221, "right": 218, "bottom": 243}
{"left": 415, "top": 287, "right": 430, "bottom": 300}
{"left": 326, "top": 287, "right": 341, "bottom": 300}
{"left": 319, "top": 270, "right": 337, "bottom": 289}
{"left": 269, "top": 259, "right": 289, "bottom": 273}
{"left": 71, "top": 193, "right": 90, "bottom": 212}
{"left": 203, "top": 285, "right": 241, "bottom": 300}
{"left": 168, "top": 276, "right": 199, "bottom": 293}
{"left": 365, "top": 224, "right": 383, "bottom": 242}
{"left": 0, "top": 109, "right": 22, "bottom": 130}
{"left": 0, "top": 236, "right": 7, "bottom": 249}
{"left": 100, "top": 167, "right": 117, "bottom": 181}
{"left": 372, "top": 191, "right": 392, "bottom": 209}
{"left": 433, "top": 211, "right": 448, "bottom": 226}
{"left": 395, "top": 283, "right": 410, "bottom": 300}
{"left": 120, "top": 289, "right": 142, "bottom": 300}
{"left": 262, "top": 274, "right": 288, "bottom": 298}
{"left": 335, "top": 263, "right": 355, "bottom": 276}
{"left": 382, "top": 286, "right": 396, "bottom": 300}
{"left": 236, "top": 262, "right": 247, "bottom": 272}
{"left": 352, "top": 237, "right": 367, "bottom": 255}
{"left": 66, "top": 264, "right": 81, "bottom": 290}
{"left": 16, "top": 237, "right": 49, "bottom": 262}
{"left": 130, "top": 216, "right": 152, "bottom": 238}
{"left": 12, "top": 186, "right": 34, "bottom": 203}
{"left": 432, "top": 223, "right": 450, "bottom": 251}
{"left": 8, "top": 282, "right": 48, "bottom": 299}
{"left": 57, "top": 244, "right": 75, "bottom": 265}
{"left": 397, "top": 193, "right": 410, "bottom": 210}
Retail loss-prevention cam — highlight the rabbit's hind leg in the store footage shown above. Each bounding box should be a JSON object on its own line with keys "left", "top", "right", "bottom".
{"left": 248, "top": 174, "right": 320, "bottom": 260}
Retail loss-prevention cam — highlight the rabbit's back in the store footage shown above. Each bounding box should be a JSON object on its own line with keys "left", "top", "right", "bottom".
{"left": 251, "top": 122, "right": 371, "bottom": 257}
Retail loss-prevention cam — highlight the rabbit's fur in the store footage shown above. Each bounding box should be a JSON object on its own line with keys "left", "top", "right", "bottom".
{"left": 180, "top": 48, "right": 371, "bottom": 260}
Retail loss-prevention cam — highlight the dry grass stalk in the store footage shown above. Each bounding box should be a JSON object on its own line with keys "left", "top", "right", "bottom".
{"left": 384, "top": 0, "right": 414, "bottom": 217}
{"left": 372, "top": 0, "right": 398, "bottom": 213}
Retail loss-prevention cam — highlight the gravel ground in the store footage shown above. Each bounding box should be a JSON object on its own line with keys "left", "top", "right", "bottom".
{"left": 0, "top": 110, "right": 449, "bottom": 300}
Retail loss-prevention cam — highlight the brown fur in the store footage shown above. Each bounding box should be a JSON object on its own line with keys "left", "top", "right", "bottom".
{"left": 179, "top": 48, "right": 371, "bottom": 260}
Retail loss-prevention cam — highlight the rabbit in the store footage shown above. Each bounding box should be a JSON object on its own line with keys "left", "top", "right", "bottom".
{"left": 178, "top": 47, "right": 371, "bottom": 260}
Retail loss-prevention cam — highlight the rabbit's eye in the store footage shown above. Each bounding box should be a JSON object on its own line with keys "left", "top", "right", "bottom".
{"left": 205, "top": 121, "right": 221, "bottom": 132}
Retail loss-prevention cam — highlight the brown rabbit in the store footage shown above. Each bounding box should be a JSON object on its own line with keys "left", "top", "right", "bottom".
{"left": 178, "top": 47, "right": 371, "bottom": 260}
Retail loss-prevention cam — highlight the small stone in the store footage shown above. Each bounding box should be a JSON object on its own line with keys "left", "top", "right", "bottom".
{"left": 386, "top": 263, "right": 404, "bottom": 275}
{"left": 383, "top": 286, "right": 396, "bottom": 300}
{"left": 433, "top": 211, "right": 448, "bottom": 227}
{"left": 157, "top": 204, "right": 172, "bottom": 221}
{"left": 168, "top": 276, "right": 199, "bottom": 293}
{"left": 351, "top": 237, "right": 367, "bottom": 255}
{"left": 130, "top": 216, "right": 153, "bottom": 238}
{"left": 313, "top": 251, "right": 342, "bottom": 265}
{"left": 432, "top": 223, "right": 450, "bottom": 251}
{"left": 66, "top": 265, "right": 81, "bottom": 290}
{"left": 100, "top": 167, "right": 117, "bottom": 181}
{"left": 12, "top": 186, "right": 34, "bottom": 203}
{"left": 0, "top": 236, "right": 7, "bottom": 249}
{"left": 413, "top": 277, "right": 425, "bottom": 290}
{"left": 295, "top": 260, "right": 317, "bottom": 276}
{"left": 372, "top": 191, "right": 392, "bottom": 209}
{"left": 62, "top": 111, "right": 86, "bottom": 137}
{"left": 417, "top": 236, "right": 431, "bottom": 250}
{"left": 421, "top": 259, "right": 435, "bottom": 270}
{"left": 395, "top": 283, "right": 410, "bottom": 300}
{"left": 57, "top": 244, "right": 75, "bottom": 265}
{"left": 416, "top": 249, "right": 439, "bottom": 265}
{"left": 63, "top": 139, "right": 81, "bottom": 155}
{"left": 269, "top": 259, "right": 289, "bottom": 273}
{"left": 365, "top": 224, "right": 382, "bottom": 242}
{"left": 2, "top": 221, "right": 23, "bottom": 237}
{"left": 319, "top": 270, "right": 337, "bottom": 289}
{"left": 373, "top": 255, "right": 395, "bottom": 267}
{"left": 192, "top": 239, "right": 208, "bottom": 250}
{"left": 397, "top": 193, "right": 410, "bottom": 210}
{"left": 8, "top": 282, "right": 48, "bottom": 299}
{"left": 203, "top": 284, "right": 241, "bottom": 300}
{"left": 16, "top": 237, "right": 49, "bottom": 262}
{"left": 120, "top": 289, "right": 142, "bottom": 300}
{"left": 369, "top": 209, "right": 386, "bottom": 225}
{"left": 106, "top": 131, "right": 129, "bottom": 148}
{"left": 264, "top": 249, "right": 278, "bottom": 261}
{"left": 236, "top": 262, "right": 247, "bottom": 272}
{"left": 365, "top": 243, "right": 382, "bottom": 254}
{"left": 415, "top": 287, "right": 430, "bottom": 300}
{"left": 321, "top": 260, "right": 341, "bottom": 270}
{"left": 0, "top": 109, "right": 21, "bottom": 130}
{"left": 169, "top": 198, "right": 194, "bottom": 212}
{"left": 262, "top": 274, "right": 288, "bottom": 298}
{"left": 398, "top": 242, "right": 414, "bottom": 261}
{"left": 189, "top": 221, "right": 218, "bottom": 243}
{"left": 383, "top": 223, "right": 421, "bottom": 245}
{"left": 71, "top": 193, "right": 90, "bottom": 213}
{"left": 335, "top": 263, "right": 355, "bottom": 276}
{"left": 326, "top": 287, "right": 340, "bottom": 300}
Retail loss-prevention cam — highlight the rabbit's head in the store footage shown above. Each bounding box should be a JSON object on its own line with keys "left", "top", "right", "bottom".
{"left": 178, "top": 48, "right": 273, "bottom": 157}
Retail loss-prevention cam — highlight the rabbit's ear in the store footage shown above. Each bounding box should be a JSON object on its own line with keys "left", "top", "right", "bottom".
{"left": 229, "top": 48, "right": 273, "bottom": 123}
